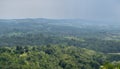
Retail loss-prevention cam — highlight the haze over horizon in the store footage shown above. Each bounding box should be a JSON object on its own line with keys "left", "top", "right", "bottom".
{"left": 0, "top": 0, "right": 120, "bottom": 22}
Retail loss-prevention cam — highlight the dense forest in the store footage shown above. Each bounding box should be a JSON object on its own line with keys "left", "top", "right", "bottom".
{"left": 0, "top": 45, "right": 106, "bottom": 69}
{"left": 0, "top": 18, "right": 120, "bottom": 69}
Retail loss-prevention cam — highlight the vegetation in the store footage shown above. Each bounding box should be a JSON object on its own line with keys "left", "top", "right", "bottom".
{"left": 1, "top": 33, "right": 120, "bottom": 53}
{"left": 0, "top": 45, "right": 106, "bottom": 69}
{"left": 100, "top": 61, "right": 120, "bottom": 69}
{"left": 0, "top": 18, "right": 120, "bottom": 68}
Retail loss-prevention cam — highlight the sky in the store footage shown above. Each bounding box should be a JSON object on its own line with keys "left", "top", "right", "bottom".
{"left": 0, "top": 0, "right": 120, "bottom": 21}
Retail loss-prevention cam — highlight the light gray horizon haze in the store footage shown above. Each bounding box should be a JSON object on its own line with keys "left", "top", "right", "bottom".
{"left": 0, "top": 0, "right": 120, "bottom": 22}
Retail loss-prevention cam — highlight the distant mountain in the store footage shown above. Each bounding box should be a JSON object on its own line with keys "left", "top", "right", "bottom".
{"left": 0, "top": 18, "right": 120, "bottom": 35}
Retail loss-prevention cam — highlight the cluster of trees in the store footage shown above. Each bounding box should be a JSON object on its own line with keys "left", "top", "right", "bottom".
{"left": 0, "top": 45, "right": 106, "bottom": 69}
{"left": 1, "top": 33, "right": 120, "bottom": 53}
{"left": 100, "top": 61, "right": 120, "bottom": 69}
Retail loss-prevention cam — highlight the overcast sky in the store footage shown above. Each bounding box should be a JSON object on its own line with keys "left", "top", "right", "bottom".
{"left": 0, "top": 0, "right": 120, "bottom": 21}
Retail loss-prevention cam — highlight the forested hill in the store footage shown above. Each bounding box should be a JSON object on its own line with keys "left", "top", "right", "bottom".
{"left": 0, "top": 18, "right": 120, "bottom": 37}
{"left": 0, "top": 18, "right": 120, "bottom": 69}
{"left": 0, "top": 18, "right": 120, "bottom": 53}
{"left": 1, "top": 33, "right": 120, "bottom": 53}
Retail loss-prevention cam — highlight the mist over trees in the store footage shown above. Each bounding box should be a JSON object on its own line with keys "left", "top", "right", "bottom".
{"left": 0, "top": 19, "right": 120, "bottom": 69}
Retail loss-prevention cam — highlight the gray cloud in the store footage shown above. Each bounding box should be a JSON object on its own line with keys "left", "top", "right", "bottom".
{"left": 0, "top": 0, "right": 120, "bottom": 22}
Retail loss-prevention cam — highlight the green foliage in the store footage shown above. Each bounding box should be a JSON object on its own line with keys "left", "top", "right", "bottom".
{"left": 1, "top": 33, "right": 120, "bottom": 53}
{"left": 0, "top": 19, "right": 120, "bottom": 69}
{"left": 1, "top": 19, "right": 120, "bottom": 53}
{"left": 0, "top": 45, "right": 105, "bottom": 69}
{"left": 100, "top": 61, "right": 120, "bottom": 69}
